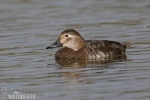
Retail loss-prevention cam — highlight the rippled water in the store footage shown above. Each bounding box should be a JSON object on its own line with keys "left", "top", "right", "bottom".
{"left": 0, "top": 0, "right": 150, "bottom": 100}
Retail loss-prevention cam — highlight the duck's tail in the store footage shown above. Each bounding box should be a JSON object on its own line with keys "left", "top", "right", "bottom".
{"left": 122, "top": 42, "right": 133, "bottom": 48}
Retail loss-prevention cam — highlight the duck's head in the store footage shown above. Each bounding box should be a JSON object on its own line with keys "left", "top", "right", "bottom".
{"left": 46, "top": 29, "right": 85, "bottom": 51}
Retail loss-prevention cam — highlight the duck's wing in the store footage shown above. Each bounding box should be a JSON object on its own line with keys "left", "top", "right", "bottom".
{"left": 85, "top": 40, "right": 128, "bottom": 56}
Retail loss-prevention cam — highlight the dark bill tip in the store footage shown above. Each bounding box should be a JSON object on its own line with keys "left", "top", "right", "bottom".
{"left": 46, "top": 46, "right": 53, "bottom": 49}
{"left": 46, "top": 39, "right": 62, "bottom": 49}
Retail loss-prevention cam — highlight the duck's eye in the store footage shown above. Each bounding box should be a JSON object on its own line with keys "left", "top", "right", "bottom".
{"left": 65, "top": 34, "right": 69, "bottom": 37}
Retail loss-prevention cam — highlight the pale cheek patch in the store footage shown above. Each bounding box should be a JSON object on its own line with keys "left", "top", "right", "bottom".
{"left": 63, "top": 40, "right": 79, "bottom": 51}
{"left": 63, "top": 41, "right": 75, "bottom": 47}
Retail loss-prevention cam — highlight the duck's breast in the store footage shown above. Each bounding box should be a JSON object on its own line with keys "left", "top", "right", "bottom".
{"left": 55, "top": 47, "right": 86, "bottom": 59}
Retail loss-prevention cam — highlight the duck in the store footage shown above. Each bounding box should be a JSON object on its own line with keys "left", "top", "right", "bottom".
{"left": 46, "top": 29, "right": 132, "bottom": 60}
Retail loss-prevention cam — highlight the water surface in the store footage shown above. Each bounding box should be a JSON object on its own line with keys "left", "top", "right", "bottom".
{"left": 0, "top": 0, "right": 150, "bottom": 100}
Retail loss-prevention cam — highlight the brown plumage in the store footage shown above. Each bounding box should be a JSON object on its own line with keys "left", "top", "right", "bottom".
{"left": 46, "top": 29, "right": 132, "bottom": 60}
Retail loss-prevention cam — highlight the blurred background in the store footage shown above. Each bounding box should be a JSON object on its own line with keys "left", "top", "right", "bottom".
{"left": 0, "top": 0, "right": 150, "bottom": 100}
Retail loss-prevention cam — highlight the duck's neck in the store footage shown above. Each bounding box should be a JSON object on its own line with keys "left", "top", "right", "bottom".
{"left": 73, "top": 39, "right": 86, "bottom": 51}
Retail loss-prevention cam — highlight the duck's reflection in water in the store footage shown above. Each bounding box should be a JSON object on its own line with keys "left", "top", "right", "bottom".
{"left": 55, "top": 56, "right": 127, "bottom": 84}
{"left": 44, "top": 56, "right": 128, "bottom": 99}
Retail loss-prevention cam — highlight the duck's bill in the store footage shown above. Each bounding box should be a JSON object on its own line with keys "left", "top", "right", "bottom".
{"left": 46, "top": 39, "right": 62, "bottom": 49}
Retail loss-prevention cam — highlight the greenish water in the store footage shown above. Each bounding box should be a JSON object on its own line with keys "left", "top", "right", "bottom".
{"left": 0, "top": 0, "right": 150, "bottom": 100}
